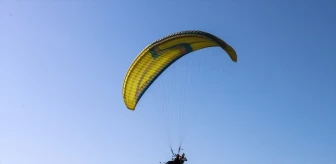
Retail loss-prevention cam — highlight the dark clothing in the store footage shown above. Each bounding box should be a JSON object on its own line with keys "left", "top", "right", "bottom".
{"left": 173, "top": 158, "right": 180, "bottom": 164}
{"left": 166, "top": 160, "right": 180, "bottom": 164}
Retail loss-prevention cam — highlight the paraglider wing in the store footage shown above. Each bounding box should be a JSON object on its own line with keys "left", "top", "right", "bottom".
{"left": 122, "top": 30, "right": 237, "bottom": 110}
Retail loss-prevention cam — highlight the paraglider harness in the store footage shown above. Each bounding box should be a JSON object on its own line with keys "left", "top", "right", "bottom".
{"left": 160, "top": 147, "right": 187, "bottom": 164}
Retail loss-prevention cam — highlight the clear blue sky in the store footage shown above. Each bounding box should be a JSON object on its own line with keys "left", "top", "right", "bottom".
{"left": 1, "top": 1, "right": 335, "bottom": 164}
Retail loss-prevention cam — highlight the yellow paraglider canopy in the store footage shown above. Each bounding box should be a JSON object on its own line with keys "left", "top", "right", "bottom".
{"left": 122, "top": 30, "right": 237, "bottom": 110}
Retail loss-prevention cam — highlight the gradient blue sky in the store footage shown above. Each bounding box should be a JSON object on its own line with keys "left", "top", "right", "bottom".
{"left": 1, "top": 1, "right": 336, "bottom": 164}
